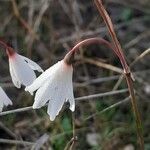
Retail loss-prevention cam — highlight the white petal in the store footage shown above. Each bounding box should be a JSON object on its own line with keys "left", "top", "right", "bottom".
{"left": 27, "top": 59, "right": 75, "bottom": 121}
{"left": 25, "top": 61, "right": 62, "bottom": 94}
{"left": 0, "top": 104, "right": 3, "bottom": 112}
{"left": 61, "top": 63, "right": 75, "bottom": 111}
{"left": 9, "top": 60, "right": 21, "bottom": 88}
{"left": 47, "top": 62, "right": 74, "bottom": 121}
{"left": 9, "top": 54, "right": 36, "bottom": 87}
{"left": 20, "top": 55, "right": 43, "bottom": 72}
{"left": 64, "top": 80, "right": 75, "bottom": 111}
{"left": 67, "top": 87, "right": 75, "bottom": 112}
{"left": 0, "top": 87, "right": 12, "bottom": 112}
{"left": 47, "top": 88, "right": 66, "bottom": 121}
{"left": 33, "top": 68, "right": 66, "bottom": 109}
{"left": 33, "top": 80, "right": 51, "bottom": 108}
{"left": 0, "top": 106, "right": 2, "bottom": 112}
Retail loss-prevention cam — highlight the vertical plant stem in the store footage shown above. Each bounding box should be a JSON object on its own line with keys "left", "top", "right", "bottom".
{"left": 94, "top": 0, "right": 128, "bottom": 71}
{"left": 69, "top": 112, "right": 77, "bottom": 150}
{"left": 72, "top": 113, "right": 76, "bottom": 139}
{"left": 94, "top": 0, "right": 144, "bottom": 149}
{"left": 64, "top": 113, "right": 77, "bottom": 150}
{"left": 125, "top": 73, "right": 144, "bottom": 148}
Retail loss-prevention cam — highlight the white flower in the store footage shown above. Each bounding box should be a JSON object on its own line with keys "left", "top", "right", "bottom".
{"left": 7, "top": 49, "right": 43, "bottom": 88}
{"left": 25, "top": 60, "right": 75, "bottom": 121}
{"left": 0, "top": 86, "right": 12, "bottom": 112}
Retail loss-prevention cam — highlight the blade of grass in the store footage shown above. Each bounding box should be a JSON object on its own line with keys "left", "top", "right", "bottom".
{"left": 0, "top": 89, "right": 128, "bottom": 116}
{"left": 83, "top": 57, "right": 123, "bottom": 73}
{"left": 84, "top": 96, "right": 130, "bottom": 121}
{"left": 0, "top": 138, "right": 35, "bottom": 146}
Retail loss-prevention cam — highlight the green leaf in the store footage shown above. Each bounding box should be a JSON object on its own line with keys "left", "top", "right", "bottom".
{"left": 62, "top": 117, "right": 72, "bottom": 132}
{"left": 121, "top": 8, "right": 133, "bottom": 21}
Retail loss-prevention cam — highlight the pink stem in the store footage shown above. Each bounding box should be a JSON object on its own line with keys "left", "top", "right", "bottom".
{"left": 0, "top": 39, "right": 15, "bottom": 57}
{"left": 64, "top": 37, "right": 120, "bottom": 64}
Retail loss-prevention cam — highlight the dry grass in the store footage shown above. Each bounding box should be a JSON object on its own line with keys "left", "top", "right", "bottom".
{"left": 0, "top": 0, "right": 149, "bottom": 149}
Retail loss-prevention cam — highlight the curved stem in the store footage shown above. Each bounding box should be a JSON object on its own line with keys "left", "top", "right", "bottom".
{"left": 64, "top": 37, "right": 120, "bottom": 64}
{"left": 0, "top": 39, "right": 8, "bottom": 49}
{"left": 0, "top": 39, "right": 15, "bottom": 56}
{"left": 72, "top": 38, "right": 118, "bottom": 55}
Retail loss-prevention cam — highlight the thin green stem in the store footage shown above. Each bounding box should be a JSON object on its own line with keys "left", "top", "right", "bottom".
{"left": 64, "top": 113, "right": 77, "bottom": 150}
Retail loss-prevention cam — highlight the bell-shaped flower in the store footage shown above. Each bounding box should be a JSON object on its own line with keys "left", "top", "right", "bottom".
{"left": 6, "top": 47, "right": 43, "bottom": 88}
{"left": 25, "top": 60, "right": 75, "bottom": 121}
{"left": 0, "top": 86, "right": 12, "bottom": 112}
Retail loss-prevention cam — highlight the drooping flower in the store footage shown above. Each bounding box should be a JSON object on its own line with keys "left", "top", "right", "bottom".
{"left": 6, "top": 47, "right": 43, "bottom": 88}
{"left": 25, "top": 60, "right": 75, "bottom": 121}
{"left": 0, "top": 86, "right": 12, "bottom": 112}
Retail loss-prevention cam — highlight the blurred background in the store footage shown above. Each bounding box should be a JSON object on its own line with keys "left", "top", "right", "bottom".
{"left": 0, "top": 0, "right": 150, "bottom": 149}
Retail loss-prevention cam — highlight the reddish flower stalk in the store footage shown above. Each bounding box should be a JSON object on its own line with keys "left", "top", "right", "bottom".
{"left": 94, "top": 0, "right": 129, "bottom": 72}
{"left": 0, "top": 39, "right": 15, "bottom": 57}
{"left": 94, "top": 0, "right": 144, "bottom": 149}
{"left": 64, "top": 37, "right": 118, "bottom": 64}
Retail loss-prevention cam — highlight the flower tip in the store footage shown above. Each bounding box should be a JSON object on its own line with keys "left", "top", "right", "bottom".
{"left": 32, "top": 102, "right": 42, "bottom": 109}
{"left": 37, "top": 67, "right": 44, "bottom": 73}
{"left": 25, "top": 87, "right": 33, "bottom": 95}
{"left": 32, "top": 101, "right": 42, "bottom": 109}
{"left": 32, "top": 105, "right": 37, "bottom": 109}
{"left": 24, "top": 87, "right": 27, "bottom": 91}
{"left": 47, "top": 111, "right": 57, "bottom": 121}
{"left": 69, "top": 105, "right": 75, "bottom": 112}
{"left": 50, "top": 116, "right": 56, "bottom": 121}
{"left": 9, "top": 101, "right": 13, "bottom": 106}
{"left": 40, "top": 69, "right": 44, "bottom": 73}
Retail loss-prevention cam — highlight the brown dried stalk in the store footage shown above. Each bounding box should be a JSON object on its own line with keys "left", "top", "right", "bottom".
{"left": 11, "top": 0, "right": 38, "bottom": 40}
{"left": 83, "top": 57, "right": 123, "bottom": 73}
{"left": 94, "top": 0, "right": 144, "bottom": 149}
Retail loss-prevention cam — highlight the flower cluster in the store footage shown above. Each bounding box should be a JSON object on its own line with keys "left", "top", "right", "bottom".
{"left": 0, "top": 37, "right": 116, "bottom": 121}
{"left": 0, "top": 41, "right": 75, "bottom": 121}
